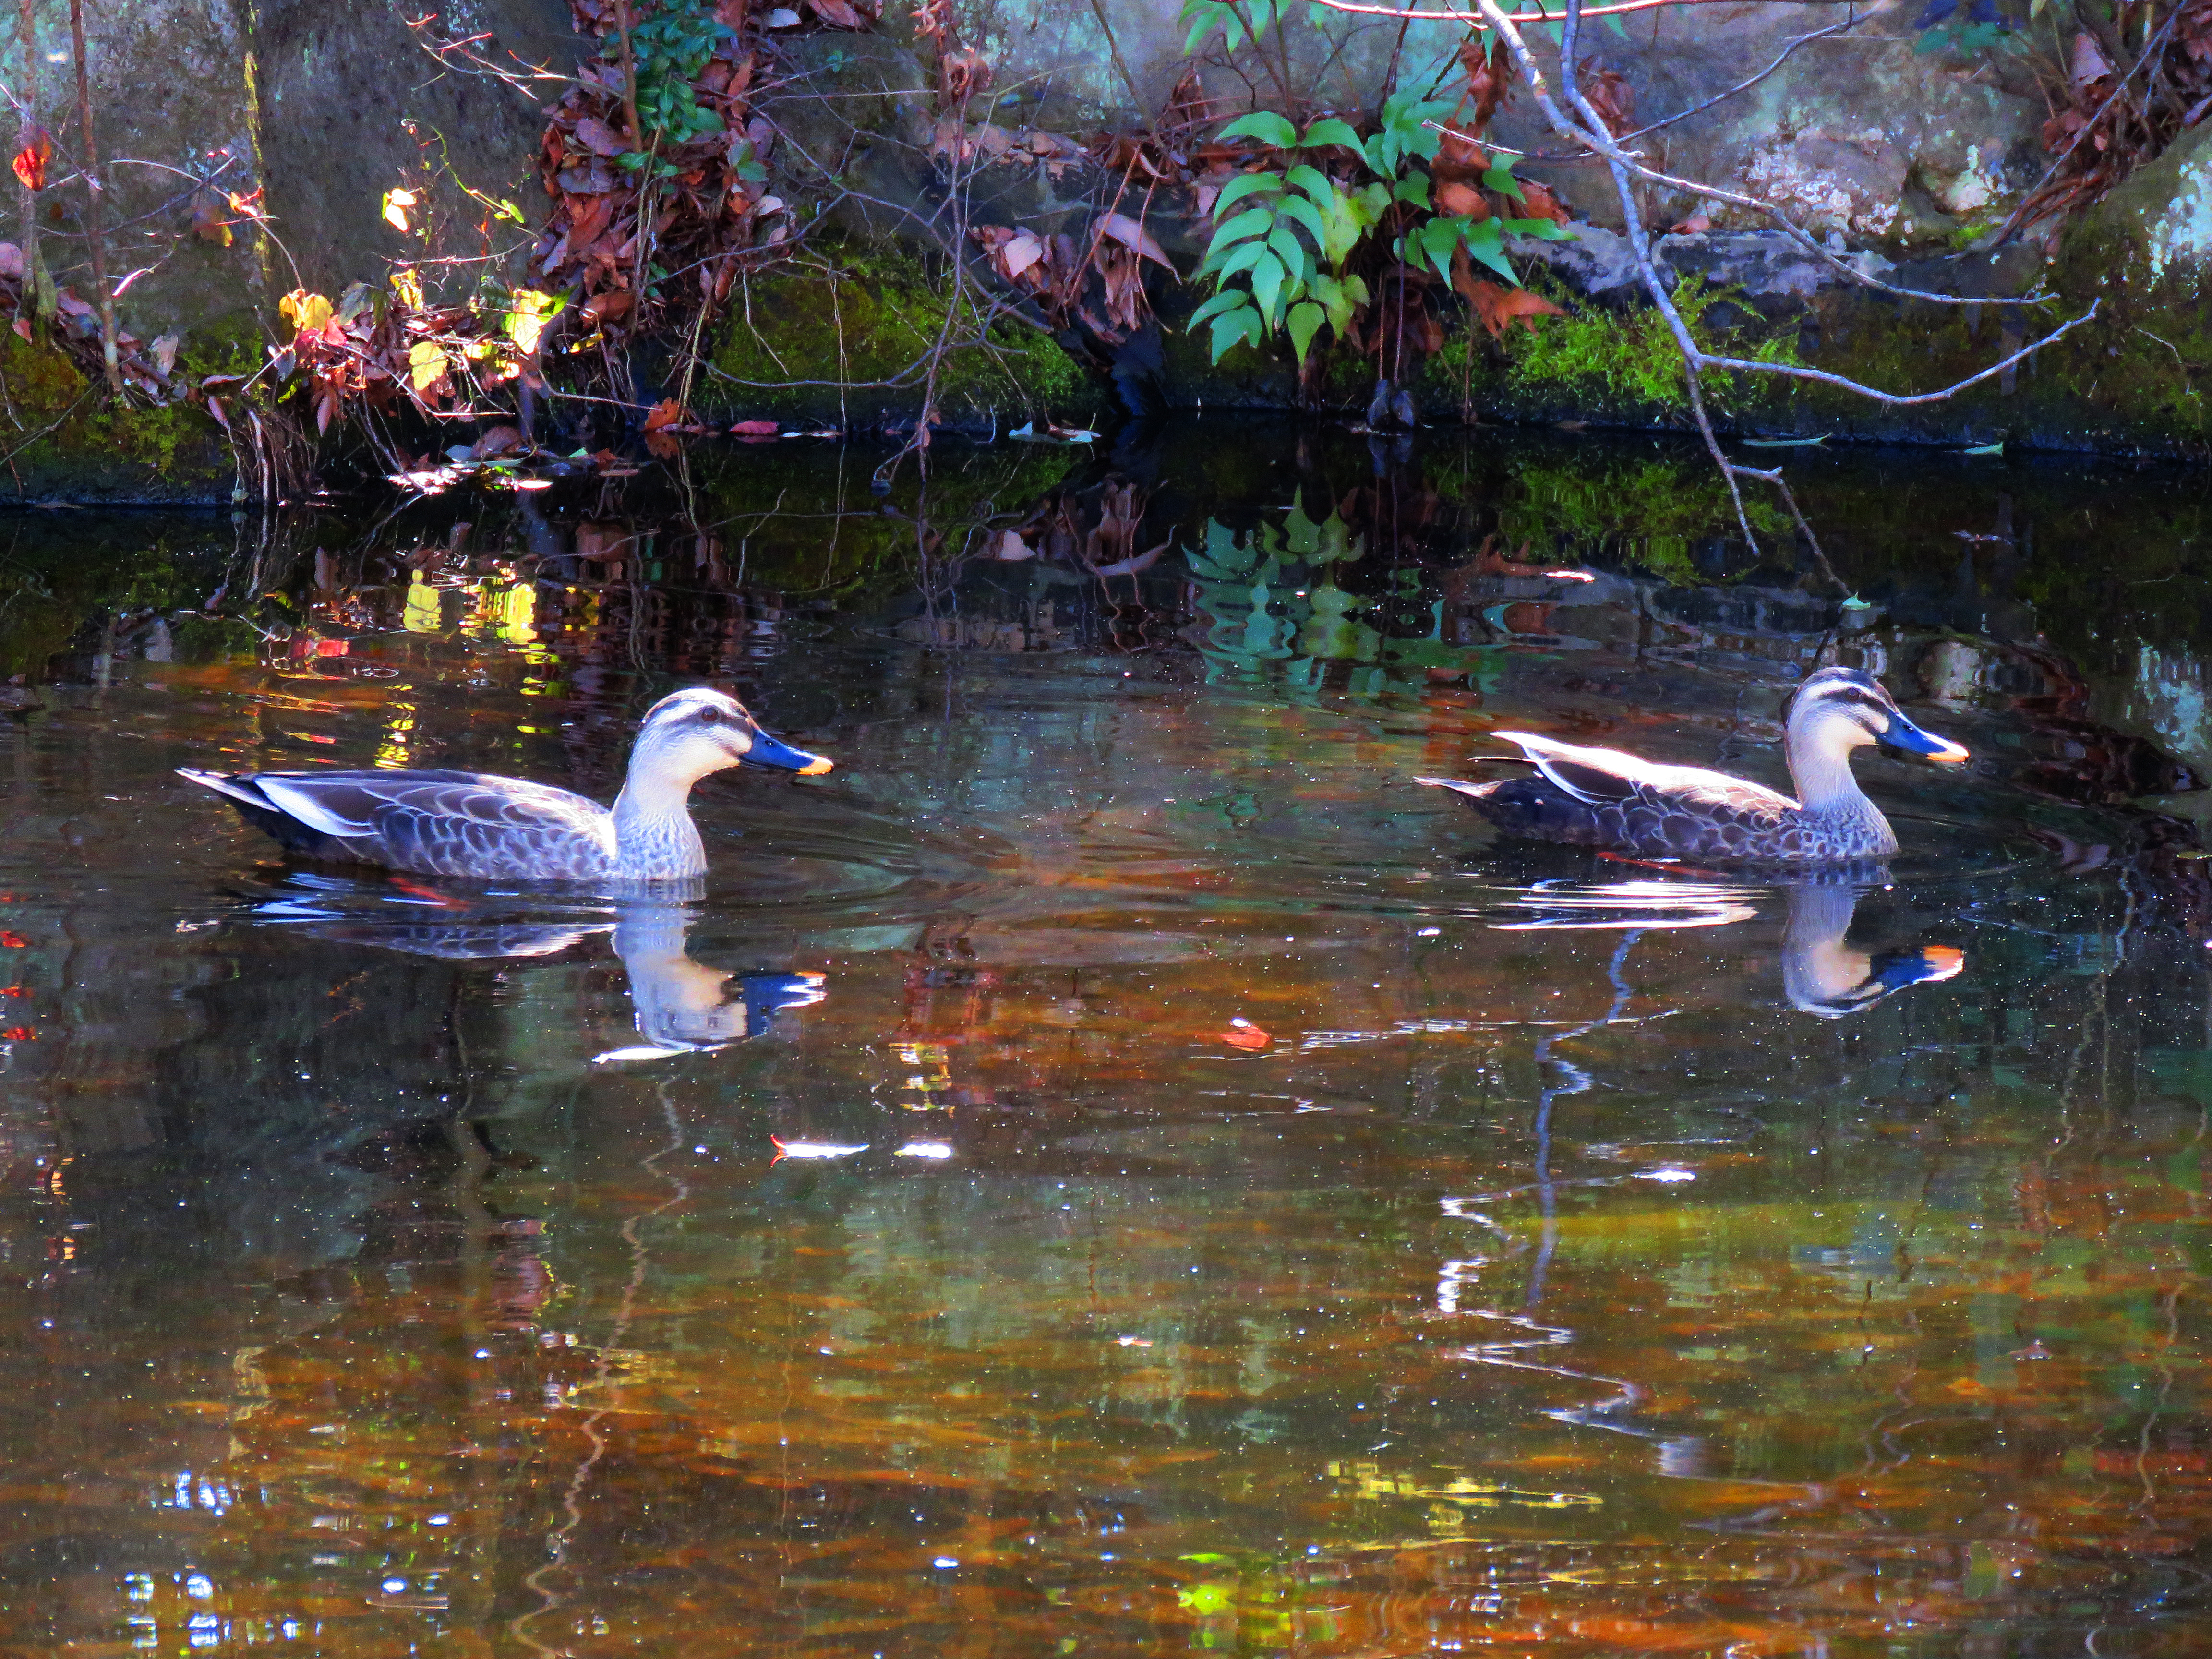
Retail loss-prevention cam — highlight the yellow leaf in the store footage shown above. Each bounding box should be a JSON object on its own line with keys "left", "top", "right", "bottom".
{"left": 389, "top": 267, "right": 424, "bottom": 311}
{"left": 277, "top": 289, "right": 333, "bottom": 335}
{"left": 382, "top": 187, "right": 419, "bottom": 233}
{"left": 501, "top": 287, "right": 564, "bottom": 357}
{"left": 408, "top": 339, "right": 448, "bottom": 393}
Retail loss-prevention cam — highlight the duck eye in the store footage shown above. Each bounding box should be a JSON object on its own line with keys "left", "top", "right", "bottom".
{"left": 697, "top": 706, "right": 722, "bottom": 726}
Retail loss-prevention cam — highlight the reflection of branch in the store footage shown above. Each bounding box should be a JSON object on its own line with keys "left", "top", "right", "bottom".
{"left": 509, "top": 1080, "right": 693, "bottom": 1659}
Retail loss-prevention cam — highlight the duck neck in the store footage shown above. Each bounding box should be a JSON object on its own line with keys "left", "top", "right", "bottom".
{"left": 610, "top": 769, "right": 707, "bottom": 879}
{"left": 1787, "top": 733, "right": 1875, "bottom": 822}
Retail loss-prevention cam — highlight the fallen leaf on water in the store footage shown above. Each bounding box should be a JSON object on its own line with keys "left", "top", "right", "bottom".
{"left": 1221, "top": 1017, "right": 1271, "bottom": 1051}
{"left": 642, "top": 397, "right": 684, "bottom": 433}
{"left": 730, "top": 418, "right": 781, "bottom": 437}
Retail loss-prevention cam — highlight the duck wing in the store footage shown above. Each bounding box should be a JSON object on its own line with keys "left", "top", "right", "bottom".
{"left": 182, "top": 768, "right": 618, "bottom": 879}
{"left": 1494, "top": 732, "right": 1798, "bottom": 817}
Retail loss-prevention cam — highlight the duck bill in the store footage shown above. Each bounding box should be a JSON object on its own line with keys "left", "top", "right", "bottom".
{"left": 744, "top": 730, "right": 835, "bottom": 775}
{"left": 1880, "top": 713, "right": 1970, "bottom": 765}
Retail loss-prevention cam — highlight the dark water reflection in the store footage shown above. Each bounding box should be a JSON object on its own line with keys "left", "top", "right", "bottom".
{"left": 3, "top": 429, "right": 2212, "bottom": 1655}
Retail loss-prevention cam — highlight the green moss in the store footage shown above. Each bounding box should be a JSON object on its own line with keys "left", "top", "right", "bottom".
{"left": 1500, "top": 278, "right": 1800, "bottom": 412}
{"left": 176, "top": 310, "right": 267, "bottom": 382}
{"left": 705, "top": 243, "right": 1105, "bottom": 429}
{"left": 0, "top": 331, "right": 233, "bottom": 500}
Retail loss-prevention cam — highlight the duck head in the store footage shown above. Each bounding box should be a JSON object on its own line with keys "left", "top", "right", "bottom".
{"left": 1788, "top": 667, "right": 1970, "bottom": 769}
{"left": 630, "top": 687, "right": 834, "bottom": 789}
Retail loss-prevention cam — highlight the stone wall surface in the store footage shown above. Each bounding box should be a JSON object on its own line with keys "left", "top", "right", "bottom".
{"left": 0, "top": 0, "right": 2210, "bottom": 497}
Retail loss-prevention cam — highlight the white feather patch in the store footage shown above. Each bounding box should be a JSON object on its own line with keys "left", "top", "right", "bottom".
{"left": 254, "top": 777, "right": 375, "bottom": 839}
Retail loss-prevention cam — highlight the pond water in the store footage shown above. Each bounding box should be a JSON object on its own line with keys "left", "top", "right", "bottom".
{"left": 4, "top": 424, "right": 2212, "bottom": 1656}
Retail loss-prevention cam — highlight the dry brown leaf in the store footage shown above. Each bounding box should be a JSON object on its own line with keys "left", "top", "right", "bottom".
{"left": 807, "top": 0, "right": 866, "bottom": 27}
{"left": 1097, "top": 211, "right": 1175, "bottom": 270}
{"left": 1453, "top": 254, "right": 1564, "bottom": 339}
{"left": 1435, "top": 180, "right": 1491, "bottom": 219}
{"left": 2070, "top": 32, "right": 2115, "bottom": 86}
{"left": 190, "top": 192, "right": 234, "bottom": 247}
{"left": 1519, "top": 180, "right": 1571, "bottom": 225}
{"left": 1000, "top": 231, "right": 1045, "bottom": 279}
{"left": 642, "top": 397, "right": 685, "bottom": 433}
{"left": 574, "top": 115, "right": 629, "bottom": 157}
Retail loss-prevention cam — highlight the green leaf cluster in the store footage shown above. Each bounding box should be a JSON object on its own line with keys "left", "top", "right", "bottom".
{"left": 630, "top": 1, "right": 735, "bottom": 144}
{"left": 1187, "top": 88, "right": 1575, "bottom": 367}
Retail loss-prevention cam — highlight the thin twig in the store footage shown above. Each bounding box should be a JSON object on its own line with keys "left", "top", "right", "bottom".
{"left": 1612, "top": 10, "right": 1864, "bottom": 142}
{"left": 65, "top": 0, "right": 120, "bottom": 395}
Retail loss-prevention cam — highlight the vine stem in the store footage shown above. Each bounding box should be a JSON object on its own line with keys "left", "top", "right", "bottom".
{"left": 66, "top": 0, "right": 120, "bottom": 394}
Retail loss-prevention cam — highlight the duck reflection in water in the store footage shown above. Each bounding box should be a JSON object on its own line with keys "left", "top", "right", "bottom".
{"left": 1496, "top": 864, "right": 1962, "bottom": 1018}
{"left": 245, "top": 875, "right": 824, "bottom": 1059}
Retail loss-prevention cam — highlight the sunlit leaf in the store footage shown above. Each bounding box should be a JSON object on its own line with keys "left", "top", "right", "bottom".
{"left": 502, "top": 288, "right": 566, "bottom": 356}
{"left": 408, "top": 338, "right": 447, "bottom": 393}
{"left": 382, "top": 187, "right": 420, "bottom": 233}
{"left": 278, "top": 289, "right": 334, "bottom": 336}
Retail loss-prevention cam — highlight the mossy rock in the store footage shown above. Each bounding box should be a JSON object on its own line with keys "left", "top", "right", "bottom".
{"left": 0, "top": 331, "right": 235, "bottom": 503}
{"left": 703, "top": 248, "right": 1106, "bottom": 433}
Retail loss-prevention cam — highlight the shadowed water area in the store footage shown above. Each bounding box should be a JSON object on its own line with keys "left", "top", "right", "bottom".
{"left": 5, "top": 425, "right": 2212, "bottom": 1655}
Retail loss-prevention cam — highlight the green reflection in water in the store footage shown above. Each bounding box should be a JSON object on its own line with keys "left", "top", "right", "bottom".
{"left": 0, "top": 430, "right": 2208, "bottom": 1657}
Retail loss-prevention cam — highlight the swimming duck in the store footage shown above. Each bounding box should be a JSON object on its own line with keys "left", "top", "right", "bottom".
{"left": 1419, "top": 666, "right": 1969, "bottom": 863}
{"left": 179, "top": 686, "right": 832, "bottom": 883}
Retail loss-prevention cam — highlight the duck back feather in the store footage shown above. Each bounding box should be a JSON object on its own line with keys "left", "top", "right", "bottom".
{"left": 180, "top": 768, "right": 622, "bottom": 881}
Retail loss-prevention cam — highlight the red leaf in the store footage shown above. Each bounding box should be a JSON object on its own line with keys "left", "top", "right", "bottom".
{"left": 1220, "top": 1020, "right": 1271, "bottom": 1052}
{"left": 10, "top": 128, "right": 50, "bottom": 192}
{"left": 730, "top": 418, "right": 780, "bottom": 435}
{"left": 574, "top": 115, "right": 629, "bottom": 157}
{"left": 642, "top": 397, "right": 684, "bottom": 432}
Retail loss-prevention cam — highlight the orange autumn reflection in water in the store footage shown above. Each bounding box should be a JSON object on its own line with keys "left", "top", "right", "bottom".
{"left": 2, "top": 491, "right": 2212, "bottom": 1655}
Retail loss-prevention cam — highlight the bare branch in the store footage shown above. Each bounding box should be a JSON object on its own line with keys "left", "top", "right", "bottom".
{"left": 1696, "top": 299, "right": 2099, "bottom": 405}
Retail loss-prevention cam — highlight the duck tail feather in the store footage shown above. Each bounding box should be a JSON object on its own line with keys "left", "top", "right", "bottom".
{"left": 177, "top": 768, "right": 272, "bottom": 810}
